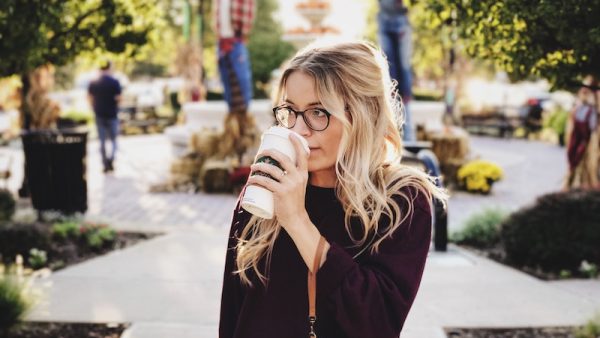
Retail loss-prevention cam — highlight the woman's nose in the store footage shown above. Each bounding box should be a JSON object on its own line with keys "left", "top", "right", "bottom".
{"left": 292, "top": 115, "right": 312, "bottom": 137}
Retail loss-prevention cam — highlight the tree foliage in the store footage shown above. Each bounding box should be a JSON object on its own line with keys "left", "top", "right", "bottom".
{"left": 0, "top": 0, "right": 159, "bottom": 77}
{"left": 247, "top": 0, "right": 295, "bottom": 98}
{"left": 425, "top": 0, "right": 600, "bottom": 89}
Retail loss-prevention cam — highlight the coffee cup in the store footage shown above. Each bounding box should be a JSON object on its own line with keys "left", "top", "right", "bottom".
{"left": 241, "top": 126, "right": 310, "bottom": 219}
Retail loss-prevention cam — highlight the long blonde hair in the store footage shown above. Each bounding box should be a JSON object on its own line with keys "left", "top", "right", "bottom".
{"left": 236, "top": 40, "right": 447, "bottom": 286}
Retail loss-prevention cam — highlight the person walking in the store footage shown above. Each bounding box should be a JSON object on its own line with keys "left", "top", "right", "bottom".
{"left": 88, "top": 60, "right": 122, "bottom": 173}
{"left": 219, "top": 40, "right": 447, "bottom": 338}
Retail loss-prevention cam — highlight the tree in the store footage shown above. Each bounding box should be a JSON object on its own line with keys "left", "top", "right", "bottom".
{"left": 0, "top": 0, "right": 158, "bottom": 128}
{"left": 424, "top": 0, "right": 600, "bottom": 90}
{"left": 247, "top": 0, "right": 295, "bottom": 98}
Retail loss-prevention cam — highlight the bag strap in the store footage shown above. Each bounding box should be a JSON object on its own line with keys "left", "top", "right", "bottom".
{"left": 308, "top": 236, "right": 326, "bottom": 338}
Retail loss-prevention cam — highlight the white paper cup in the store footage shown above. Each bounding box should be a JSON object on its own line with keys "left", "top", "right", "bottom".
{"left": 241, "top": 126, "right": 310, "bottom": 219}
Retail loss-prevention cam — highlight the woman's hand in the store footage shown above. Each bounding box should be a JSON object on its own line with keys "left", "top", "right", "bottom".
{"left": 246, "top": 134, "right": 310, "bottom": 230}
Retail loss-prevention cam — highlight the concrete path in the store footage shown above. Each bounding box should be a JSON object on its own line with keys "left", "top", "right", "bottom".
{"left": 0, "top": 133, "right": 596, "bottom": 337}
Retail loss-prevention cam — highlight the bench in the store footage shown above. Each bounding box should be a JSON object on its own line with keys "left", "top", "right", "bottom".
{"left": 461, "top": 112, "right": 524, "bottom": 137}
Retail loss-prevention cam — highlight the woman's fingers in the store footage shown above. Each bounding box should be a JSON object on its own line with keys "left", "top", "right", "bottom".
{"left": 246, "top": 174, "right": 278, "bottom": 192}
{"left": 256, "top": 149, "right": 294, "bottom": 174}
{"left": 251, "top": 162, "right": 287, "bottom": 181}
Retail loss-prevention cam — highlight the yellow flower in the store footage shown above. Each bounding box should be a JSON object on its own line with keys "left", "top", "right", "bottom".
{"left": 457, "top": 160, "right": 504, "bottom": 193}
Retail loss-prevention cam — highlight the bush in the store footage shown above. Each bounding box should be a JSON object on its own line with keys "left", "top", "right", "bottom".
{"left": 60, "top": 110, "right": 94, "bottom": 124}
{"left": 0, "top": 189, "right": 16, "bottom": 222}
{"left": 51, "top": 220, "right": 81, "bottom": 240}
{"left": 0, "top": 223, "right": 51, "bottom": 266}
{"left": 544, "top": 108, "right": 569, "bottom": 137}
{"left": 576, "top": 313, "right": 600, "bottom": 338}
{"left": 0, "top": 276, "right": 31, "bottom": 332}
{"left": 413, "top": 88, "right": 443, "bottom": 101}
{"left": 501, "top": 189, "right": 600, "bottom": 275}
{"left": 51, "top": 221, "right": 117, "bottom": 250}
{"left": 27, "top": 248, "right": 47, "bottom": 270}
{"left": 81, "top": 223, "right": 116, "bottom": 250}
{"left": 451, "top": 208, "right": 508, "bottom": 248}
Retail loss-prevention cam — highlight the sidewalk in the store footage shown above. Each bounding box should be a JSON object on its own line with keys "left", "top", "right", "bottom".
{"left": 0, "top": 134, "right": 596, "bottom": 337}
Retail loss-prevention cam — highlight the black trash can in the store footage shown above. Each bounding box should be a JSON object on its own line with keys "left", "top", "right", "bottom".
{"left": 21, "top": 129, "right": 88, "bottom": 215}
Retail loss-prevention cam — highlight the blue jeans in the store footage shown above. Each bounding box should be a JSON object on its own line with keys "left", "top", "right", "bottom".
{"left": 218, "top": 41, "right": 253, "bottom": 109}
{"left": 378, "top": 13, "right": 415, "bottom": 141}
{"left": 95, "top": 116, "right": 119, "bottom": 168}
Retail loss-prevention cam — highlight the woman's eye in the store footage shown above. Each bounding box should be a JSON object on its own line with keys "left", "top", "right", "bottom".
{"left": 310, "top": 109, "right": 326, "bottom": 118}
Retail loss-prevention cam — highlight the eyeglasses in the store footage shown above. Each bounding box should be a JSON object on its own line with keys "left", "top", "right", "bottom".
{"left": 273, "top": 105, "right": 331, "bottom": 131}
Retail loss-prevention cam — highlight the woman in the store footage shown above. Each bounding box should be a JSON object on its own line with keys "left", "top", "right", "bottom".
{"left": 219, "top": 40, "right": 447, "bottom": 338}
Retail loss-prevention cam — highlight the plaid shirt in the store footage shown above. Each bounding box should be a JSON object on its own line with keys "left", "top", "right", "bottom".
{"left": 216, "top": 0, "right": 255, "bottom": 40}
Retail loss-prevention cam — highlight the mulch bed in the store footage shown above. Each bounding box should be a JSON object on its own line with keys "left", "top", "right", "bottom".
{"left": 1, "top": 224, "right": 157, "bottom": 338}
{"left": 1, "top": 321, "right": 129, "bottom": 338}
{"left": 445, "top": 327, "right": 576, "bottom": 338}
{"left": 457, "top": 244, "right": 587, "bottom": 281}
{"left": 49, "top": 231, "right": 160, "bottom": 271}
{"left": 0, "top": 221, "right": 161, "bottom": 271}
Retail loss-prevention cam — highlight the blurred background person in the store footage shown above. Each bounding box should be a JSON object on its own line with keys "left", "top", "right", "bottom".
{"left": 88, "top": 60, "right": 122, "bottom": 174}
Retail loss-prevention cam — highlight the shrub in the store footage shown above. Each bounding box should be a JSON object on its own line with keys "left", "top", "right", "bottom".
{"left": 0, "top": 189, "right": 16, "bottom": 222}
{"left": 501, "top": 189, "right": 600, "bottom": 275}
{"left": 575, "top": 313, "right": 600, "bottom": 338}
{"left": 51, "top": 221, "right": 116, "bottom": 250}
{"left": 27, "top": 249, "right": 47, "bottom": 270}
{"left": 51, "top": 220, "right": 81, "bottom": 240}
{"left": 80, "top": 223, "right": 116, "bottom": 250}
{"left": 0, "top": 275, "right": 31, "bottom": 332}
{"left": 451, "top": 208, "right": 508, "bottom": 248}
{"left": 544, "top": 108, "right": 569, "bottom": 136}
{"left": 543, "top": 108, "right": 569, "bottom": 146}
{"left": 0, "top": 223, "right": 51, "bottom": 266}
{"left": 579, "top": 261, "right": 599, "bottom": 279}
{"left": 60, "top": 110, "right": 94, "bottom": 124}
{"left": 457, "top": 160, "right": 503, "bottom": 194}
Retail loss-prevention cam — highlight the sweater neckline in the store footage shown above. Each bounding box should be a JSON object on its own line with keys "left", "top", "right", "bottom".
{"left": 306, "top": 184, "right": 338, "bottom": 202}
{"left": 307, "top": 183, "right": 336, "bottom": 192}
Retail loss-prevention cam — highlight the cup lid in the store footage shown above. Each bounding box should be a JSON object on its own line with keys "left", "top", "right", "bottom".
{"left": 264, "top": 126, "right": 310, "bottom": 155}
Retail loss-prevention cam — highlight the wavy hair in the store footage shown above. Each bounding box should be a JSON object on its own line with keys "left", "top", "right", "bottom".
{"left": 235, "top": 40, "right": 447, "bottom": 287}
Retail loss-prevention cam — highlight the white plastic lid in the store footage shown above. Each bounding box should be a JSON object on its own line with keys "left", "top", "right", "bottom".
{"left": 264, "top": 126, "right": 310, "bottom": 155}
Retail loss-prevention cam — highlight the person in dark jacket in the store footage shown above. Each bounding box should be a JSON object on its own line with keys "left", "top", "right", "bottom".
{"left": 88, "top": 60, "right": 122, "bottom": 173}
{"left": 219, "top": 41, "right": 447, "bottom": 338}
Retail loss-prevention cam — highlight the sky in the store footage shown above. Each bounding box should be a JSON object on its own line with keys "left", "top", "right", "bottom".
{"left": 276, "top": 0, "right": 368, "bottom": 39}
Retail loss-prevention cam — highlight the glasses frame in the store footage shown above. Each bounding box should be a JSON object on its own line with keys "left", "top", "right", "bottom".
{"left": 272, "top": 105, "right": 331, "bottom": 131}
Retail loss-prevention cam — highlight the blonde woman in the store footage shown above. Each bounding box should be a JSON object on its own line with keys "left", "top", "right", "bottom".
{"left": 219, "top": 40, "right": 447, "bottom": 338}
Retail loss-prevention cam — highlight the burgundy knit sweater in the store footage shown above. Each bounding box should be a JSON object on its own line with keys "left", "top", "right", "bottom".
{"left": 219, "top": 184, "right": 432, "bottom": 338}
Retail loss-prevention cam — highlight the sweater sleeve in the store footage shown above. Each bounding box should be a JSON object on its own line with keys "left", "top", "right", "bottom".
{"left": 219, "top": 198, "right": 250, "bottom": 338}
{"left": 316, "top": 189, "right": 433, "bottom": 338}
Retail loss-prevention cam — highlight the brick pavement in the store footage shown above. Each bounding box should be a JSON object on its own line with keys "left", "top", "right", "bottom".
{"left": 1, "top": 134, "right": 238, "bottom": 232}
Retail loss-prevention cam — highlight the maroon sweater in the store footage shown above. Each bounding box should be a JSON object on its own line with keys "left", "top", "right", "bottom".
{"left": 219, "top": 184, "right": 432, "bottom": 338}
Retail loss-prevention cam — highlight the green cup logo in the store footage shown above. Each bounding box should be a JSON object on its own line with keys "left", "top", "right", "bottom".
{"left": 252, "top": 156, "right": 284, "bottom": 181}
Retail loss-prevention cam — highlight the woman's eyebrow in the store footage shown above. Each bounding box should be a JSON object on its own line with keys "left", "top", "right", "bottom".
{"left": 284, "top": 99, "right": 322, "bottom": 106}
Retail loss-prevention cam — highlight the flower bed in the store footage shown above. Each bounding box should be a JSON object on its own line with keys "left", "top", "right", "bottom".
{"left": 0, "top": 220, "right": 160, "bottom": 272}
{"left": 445, "top": 326, "right": 576, "bottom": 338}
{"left": 2, "top": 322, "right": 128, "bottom": 338}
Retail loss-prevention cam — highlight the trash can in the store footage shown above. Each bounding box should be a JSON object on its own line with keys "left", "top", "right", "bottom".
{"left": 21, "top": 129, "right": 88, "bottom": 215}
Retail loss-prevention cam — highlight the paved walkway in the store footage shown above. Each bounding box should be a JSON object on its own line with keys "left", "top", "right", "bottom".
{"left": 0, "top": 133, "right": 597, "bottom": 338}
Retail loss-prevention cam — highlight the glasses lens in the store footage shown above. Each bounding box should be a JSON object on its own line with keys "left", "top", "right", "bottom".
{"left": 305, "top": 109, "right": 329, "bottom": 131}
{"left": 276, "top": 107, "right": 296, "bottom": 128}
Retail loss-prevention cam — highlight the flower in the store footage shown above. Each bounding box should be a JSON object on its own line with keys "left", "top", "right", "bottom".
{"left": 457, "top": 160, "right": 503, "bottom": 193}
